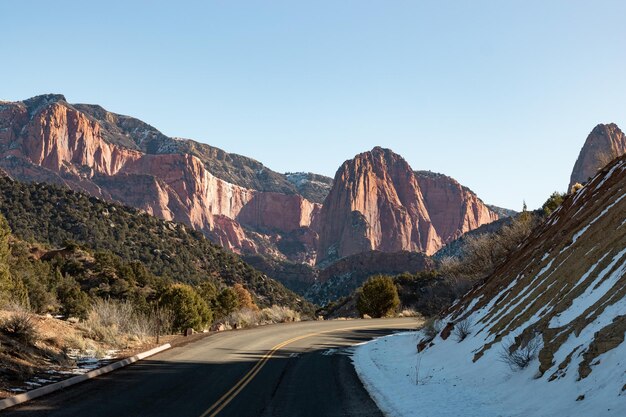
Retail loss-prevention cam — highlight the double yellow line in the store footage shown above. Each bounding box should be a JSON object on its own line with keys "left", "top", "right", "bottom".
{"left": 199, "top": 322, "right": 402, "bottom": 417}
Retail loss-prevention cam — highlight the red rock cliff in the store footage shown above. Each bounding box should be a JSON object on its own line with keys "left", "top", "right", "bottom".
{"left": 569, "top": 123, "right": 626, "bottom": 190}
{"left": 414, "top": 171, "right": 499, "bottom": 243}
{"left": 317, "top": 147, "right": 498, "bottom": 264}
{"left": 0, "top": 96, "right": 320, "bottom": 260}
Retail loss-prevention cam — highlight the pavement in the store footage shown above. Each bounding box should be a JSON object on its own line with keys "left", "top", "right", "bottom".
{"left": 0, "top": 318, "right": 418, "bottom": 417}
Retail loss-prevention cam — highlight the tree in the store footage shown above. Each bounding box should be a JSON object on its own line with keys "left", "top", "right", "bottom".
{"left": 56, "top": 271, "right": 90, "bottom": 319}
{"left": 233, "top": 283, "right": 258, "bottom": 311}
{"left": 160, "top": 284, "right": 212, "bottom": 332}
{"left": 542, "top": 191, "right": 565, "bottom": 216}
{"left": 215, "top": 287, "right": 239, "bottom": 318}
{"left": 0, "top": 214, "right": 28, "bottom": 308}
{"left": 356, "top": 275, "right": 400, "bottom": 318}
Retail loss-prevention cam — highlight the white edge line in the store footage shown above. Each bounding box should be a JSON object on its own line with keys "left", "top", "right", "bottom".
{"left": 0, "top": 343, "right": 172, "bottom": 411}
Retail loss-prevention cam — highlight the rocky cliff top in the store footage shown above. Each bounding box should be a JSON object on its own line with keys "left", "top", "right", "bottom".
{"left": 569, "top": 123, "right": 626, "bottom": 190}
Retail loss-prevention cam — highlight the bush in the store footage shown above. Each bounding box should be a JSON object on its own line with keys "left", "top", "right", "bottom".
{"left": 499, "top": 335, "right": 541, "bottom": 371}
{"left": 233, "top": 283, "right": 258, "bottom": 311}
{"left": 453, "top": 318, "right": 472, "bottom": 342}
{"left": 160, "top": 284, "right": 211, "bottom": 333}
{"left": 215, "top": 287, "right": 239, "bottom": 319}
{"left": 542, "top": 191, "right": 565, "bottom": 216}
{"left": 56, "top": 274, "right": 90, "bottom": 320}
{"left": 356, "top": 275, "right": 400, "bottom": 318}
{"left": 422, "top": 316, "right": 442, "bottom": 339}
{"left": 1, "top": 311, "right": 38, "bottom": 345}
{"left": 261, "top": 305, "right": 301, "bottom": 323}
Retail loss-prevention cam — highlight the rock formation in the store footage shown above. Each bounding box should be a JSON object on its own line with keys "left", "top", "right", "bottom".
{"left": 317, "top": 147, "right": 498, "bottom": 263}
{"left": 0, "top": 95, "right": 502, "bottom": 283}
{"left": 569, "top": 123, "right": 626, "bottom": 190}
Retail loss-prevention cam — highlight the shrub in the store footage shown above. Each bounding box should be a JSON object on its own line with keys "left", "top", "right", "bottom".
{"left": 499, "top": 335, "right": 541, "bottom": 371}
{"left": 356, "top": 275, "right": 400, "bottom": 318}
{"left": 453, "top": 318, "right": 472, "bottom": 342}
{"left": 215, "top": 287, "right": 239, "bottom": 319}
{"left": 261, "top": 305, "right": 301, "bottom": 323}
{"left": 233, "top": 283, "right": 258, "bottom": 311}
{"left": 542, "top": 191, "right": 565, "bottom": 216}
{"left": 160, "top": 284, "right": 212, "bottom": 333}
{"left": 422, "top": 316, "right": 442, "bottom": 339}
{"left": 1, "top": 311, "right": 38, "bottom": 345}
{"left": 56, "top": 275, "right": 90, "bottom": 320}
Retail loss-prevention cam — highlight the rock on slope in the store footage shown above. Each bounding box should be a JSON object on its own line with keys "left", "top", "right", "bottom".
{"left": 569, "top": 123, "right": 626, "bottom": 190}
{"left": 317, "top": 147, "right": 498, "bottom": 263}
{"left": 355, "top": 154, "right": 626, "bottom": 417}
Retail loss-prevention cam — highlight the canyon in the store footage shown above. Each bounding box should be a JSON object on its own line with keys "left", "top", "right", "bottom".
{"left": 0, "top": 94, "right": 500, "bottom": 292}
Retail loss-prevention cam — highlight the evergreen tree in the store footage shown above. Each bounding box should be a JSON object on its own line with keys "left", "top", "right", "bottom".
{"left": 356, "top": 275, "right": 400, "bottom": 318}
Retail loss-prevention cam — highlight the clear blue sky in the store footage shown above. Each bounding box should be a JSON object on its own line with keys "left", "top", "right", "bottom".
{"left": 2, "top": 1, "right": 625, "bottom": 210}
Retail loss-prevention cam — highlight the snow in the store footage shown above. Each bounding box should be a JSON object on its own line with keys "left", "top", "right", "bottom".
{"left": 571, "top": 192, "right": 624, "bottom": 244}
{"left": 354, "top": 329, "right": 626, "bottom": 417}
{"left": 550, "top": 248, "right": 626, "bottom": 328}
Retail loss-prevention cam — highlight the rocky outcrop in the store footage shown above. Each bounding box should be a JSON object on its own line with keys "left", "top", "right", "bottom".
{"left": 317, "top": 147, "right": 498, "bottom": 264}
{"left": 0, "top": 95, "right": 502, "bottom": 286}
{"left": 414, "top": 171, "right": 499, "bottom": 243}
{"left": 569, "top": 123, "right": 626, "bottom": 190}
{"left": 0, "top": 95, "right": 320, "bottom": 261}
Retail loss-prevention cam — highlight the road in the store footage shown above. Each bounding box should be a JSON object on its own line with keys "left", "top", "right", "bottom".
{"left": 2, "top": 318, "right": 417, "bottom": 417}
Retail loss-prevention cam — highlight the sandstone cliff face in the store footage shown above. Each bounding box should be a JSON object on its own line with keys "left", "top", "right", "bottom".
{"left": 0, "top": 95, "right": 320, "bottom": 262}
{"left": 569, "top": 123, "right": 626, "bottom": 190}
{"left": 317, "top": 147, "right": 498, "bottom": 263}
{"left": 415, "top": 171, "right": 499, "bottom": 243}
{"left": 0, "top": 95, "right": 501, "bottom": 279}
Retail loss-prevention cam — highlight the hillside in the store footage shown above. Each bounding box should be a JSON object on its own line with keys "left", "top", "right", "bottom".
{"left": 354, "top": 153, "right": 626, "bottom": 416}
{"left": 0, "top": 175, "right": 313, "bottom": 314}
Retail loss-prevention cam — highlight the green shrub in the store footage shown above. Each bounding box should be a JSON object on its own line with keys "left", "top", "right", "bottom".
{"left": 356, "top": 275, "right": 400, "bottom": 318}
{"left": 160, "top": 284, "right": 211, "bottom": 332}
{"left": 542, "top": 191, "right": 565, "bottom": 215}
{"left": 215, "top": 287, "right": 239, "bottom": 319}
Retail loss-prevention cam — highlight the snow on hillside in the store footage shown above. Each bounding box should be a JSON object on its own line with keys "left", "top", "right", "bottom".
{"left": 353, "top": 156, "right": 626, "bottom": 417}
{"left": 354, "top": 329, "right": 624, "bottom": 417}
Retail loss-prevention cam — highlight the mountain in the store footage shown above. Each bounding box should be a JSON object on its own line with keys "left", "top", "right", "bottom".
{"left": 317, "top": 147, "right": 498, "bottom": 264}
{"left": 0, "top": 94, "right": 323, "bottom": 264}
{"left": 569, "top": 123, "right": 626, "bottom": 190}
{"left": 0, "top": 175, "right": 314, "bottom": 314}
{"left": 0, "top": 95, "right": 503, "bottom": 295}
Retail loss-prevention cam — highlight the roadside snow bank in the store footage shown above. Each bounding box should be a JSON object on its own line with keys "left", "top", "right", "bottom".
{"left": 353, "top": 331, "right": 625, "bottom": 417}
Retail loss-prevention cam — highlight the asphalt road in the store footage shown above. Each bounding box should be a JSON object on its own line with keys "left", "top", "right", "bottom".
{"left": 1, "top": 318, "right": 417, "bottom": 417}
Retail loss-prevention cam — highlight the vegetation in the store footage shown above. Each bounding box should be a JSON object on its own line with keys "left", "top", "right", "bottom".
{"left": 160, "top": 284, "right": 212, "bottom": 332}
{"left": 356, "top": 275, "right": 400, "bottom": 318}
{"left": 453, "top": 318, "right": 472, "bottom": 342}
{"left": 499, "top": 335, "right": 541, "bottom": 371}
{"left": 0, "top": 177, "right": 314, "bottom": 315}
{"left": 542, "top": 191, "right": 566, "bottom": 215}
{"left": 0, "top": 311, "right": 38, "bottom": 345}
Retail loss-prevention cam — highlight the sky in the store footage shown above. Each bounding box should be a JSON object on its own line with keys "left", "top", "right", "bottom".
{"left": 1, "top": 1, "right": 625, "bottom": 210}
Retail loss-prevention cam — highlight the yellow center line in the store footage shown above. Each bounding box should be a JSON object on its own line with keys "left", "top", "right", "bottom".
{"left": 199, "top": 322, "right": 407, "bottom": 417}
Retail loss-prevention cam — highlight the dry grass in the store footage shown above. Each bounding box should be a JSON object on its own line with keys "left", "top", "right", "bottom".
{"left": 79, "top": 299, "right": 173, "bottom": 348}
{"left": 222, "top": 305, "right": 301, "bottom": 329}
{"left": 0, "top": 311, "right": 38, "bottom": 345}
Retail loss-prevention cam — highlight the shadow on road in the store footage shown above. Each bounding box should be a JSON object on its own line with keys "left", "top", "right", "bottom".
{"left": 1, "top": 324, "right": 417, "bottom": 417}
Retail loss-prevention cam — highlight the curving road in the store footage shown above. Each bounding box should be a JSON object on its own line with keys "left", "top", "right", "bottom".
{"left": 1, "top": 318, "right": 417, "bottom": 417}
